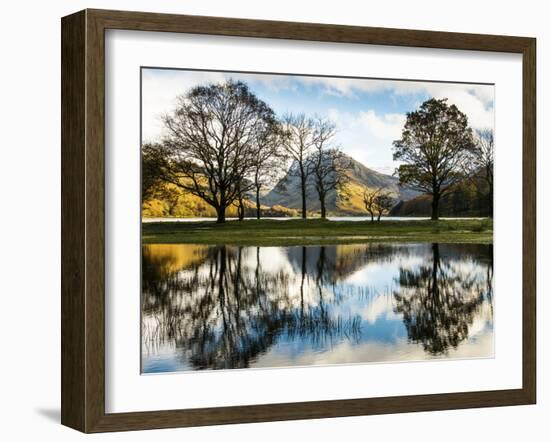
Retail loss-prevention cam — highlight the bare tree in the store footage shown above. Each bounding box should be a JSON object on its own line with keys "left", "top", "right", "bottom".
{"left": 471, "top": 129, "right": 494, "bottom": 216}
{"left": 235, "top": 181, "right": 247, "bottom": 221}
{"left": 363, "top": 187, "right": 394, "bottom": 222}
{"left": 308, "top": 118, "right": 349, "bottom": 219}
{"left": 374, "top": 193, "right": 394, "bottom": 221}
{"left": 159, "top": 80, "right": 277, "bottom": 223}
{"left": 363, "top": 187, "right": 381, "bottom": 222}
{"left": 393, "top": 98, "right": 475, "bottom": 220}
{"left": 280, "top": 114, "right": 317, "bottom": 219}
{"left": 234, "top": 177, "right": 257, "bottom": 221}
{"left": 250, "top": 125, "right": 285, "bottom": 219}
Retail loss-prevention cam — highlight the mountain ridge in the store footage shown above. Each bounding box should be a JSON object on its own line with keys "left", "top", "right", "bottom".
{"left": 263, "top": 154, "right": 420, "bottom": 216}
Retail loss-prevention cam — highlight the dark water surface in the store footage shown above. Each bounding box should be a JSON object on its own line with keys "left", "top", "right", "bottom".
{"left": 141, "top": 243, "right": 493, "bottom": 373}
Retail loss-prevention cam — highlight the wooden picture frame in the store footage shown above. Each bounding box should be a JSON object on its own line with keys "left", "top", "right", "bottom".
{"left": 61, "top": 8, "right": 536, "bottom": 433}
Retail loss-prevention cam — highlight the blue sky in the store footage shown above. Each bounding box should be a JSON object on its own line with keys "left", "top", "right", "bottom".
{"left": 142, "top": 68, "right": 494, "bottom": 174}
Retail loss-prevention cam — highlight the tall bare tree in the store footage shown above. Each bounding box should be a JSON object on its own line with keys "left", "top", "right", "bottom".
{"left": 158, "top": 80, "right": 277, "bottom": 223}
{"left": 280, "top": 113, "right": 317, "bottom": 219}
{"left": 309, "top": 118, "right": 349, "bottom": 219}
{"left": 234, "top": 181, "right": 249, "bottom": 221}
{"left": 393, "top": 98, "right": 475, "bottom": 220}
{"left": 250, "top": 125, "right": 285, "bottom": 219}
{"left": 471, "top": 129, "right": 494, "bottom": 216}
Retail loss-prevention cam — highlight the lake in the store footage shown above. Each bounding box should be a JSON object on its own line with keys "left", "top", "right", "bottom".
{"left": 141, "top": 242, "right": 493, "bottom": 373}
{"left": 142, "top": 216, "right": 484, "bottom": 223}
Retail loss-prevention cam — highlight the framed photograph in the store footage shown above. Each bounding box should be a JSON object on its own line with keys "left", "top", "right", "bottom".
{"left": 61, "top": 9, "right": 536, "bottom": 433}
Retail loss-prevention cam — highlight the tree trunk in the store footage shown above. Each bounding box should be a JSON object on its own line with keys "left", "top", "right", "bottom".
{"left": 237, "top": 197, "right": 245, "bottom": 221}
{"left": 320, "top": 195, "right": 326, "bottom": 219}
{"left": 377, "top": 213, "right": 381, "bottom": 222}
{"left": 370, "top": 212, "right": 374, "bottom": 223}
{"left": 216, "top": 205, "right": 226, "bottom": 224}
{"left": 217, "top": 189, "right": 227, "bottom": 224}
{"left": 218, "top": 246, "right": 226, "bottom": 305}
{"left": 300, "top": 173, "right": 307, "bottom": 219}
{"left": 255, "top": 186, "right": 261, "bottom": 220}
{"left": 431, "top": 192, "right": 440, "bottom": 221}
{"left": 431, "top": 243, "right": 440, "bottom": 297}
{"left": 300, "top": 246, "right": 306, "bottom": 318}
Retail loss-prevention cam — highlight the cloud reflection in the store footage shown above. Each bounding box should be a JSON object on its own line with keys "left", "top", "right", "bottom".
{"left": 141, "top": 243, "right": 494, "bottom": 373}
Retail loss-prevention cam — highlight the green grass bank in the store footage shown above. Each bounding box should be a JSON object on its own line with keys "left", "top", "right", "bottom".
{"left": 142, "top": 218, "right": 493, "bottom": 246}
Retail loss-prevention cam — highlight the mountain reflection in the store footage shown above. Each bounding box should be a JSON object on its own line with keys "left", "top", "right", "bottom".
{"left": 142, "top": 242, "right": 494, "bottom": 373}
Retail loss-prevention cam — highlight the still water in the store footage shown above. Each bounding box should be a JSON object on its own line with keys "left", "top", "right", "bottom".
{"left": 141, "top": 243, "right": 493, "bottom": 373}
{"left": 142, "top": 216, "right": 481, "bottom": 223}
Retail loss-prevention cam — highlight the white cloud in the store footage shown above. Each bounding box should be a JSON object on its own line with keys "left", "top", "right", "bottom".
{"left": 297, "top": 76, "right": 386, "bottom": 97}
{"left": 293, "top": 76, "right": 494, "bottom": 130}
{"left": 142, "top": 69, "right": 494, "bottom": 172}
{"left": 141, "top": 70, "right": 228, "bottom": 142}
{"left": 142, "top": 69, "right": 303, "bottom": 141}
{"left": 414, "top": 83, "right": 494, "bottom": 130}
{"left": 359, "top": 110, "right": 406, "bottom": 140}
{"left": 328, "top": 108, "right": 405, "bottom": 173}
{"left": 290, "top": 75, "right": 492, "bottom": 107}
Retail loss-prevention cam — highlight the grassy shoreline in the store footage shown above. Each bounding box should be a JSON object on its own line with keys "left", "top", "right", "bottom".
{"left": 142, "top": 218, "right": 493, "bottom": 246}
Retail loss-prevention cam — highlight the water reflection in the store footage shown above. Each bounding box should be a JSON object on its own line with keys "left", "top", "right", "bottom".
{"left": 393, "top": 244, "right": 493, "bottom": 355}
{"left": 142, "top": 243, "right": 493, "bottom": 373}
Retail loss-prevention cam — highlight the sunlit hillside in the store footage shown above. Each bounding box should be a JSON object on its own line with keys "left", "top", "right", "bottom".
{"left": 142, "top": 181, "right": 301, "bottom": 218}
{"left": 142, "top": 155, "right": 490, "bottom": 218}
{"left": 264, "top": 154, "right": 420, "bottom": 216}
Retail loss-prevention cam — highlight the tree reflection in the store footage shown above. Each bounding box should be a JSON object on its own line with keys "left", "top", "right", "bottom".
{"left": 142, "top": 242, "right": 493, "bottom": 371}
{"left": 393, "top": 243, "right": 493, "bottom": 355}
{"left": 142, "top": 244, "right": 362, "bottom": 370}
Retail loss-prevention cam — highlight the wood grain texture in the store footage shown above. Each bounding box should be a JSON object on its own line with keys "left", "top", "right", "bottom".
{"left": 84, "top": 9, "right": 107, "bottom": 433}
{"left": 89, "top": 8, "right": 532, "bottom": 53}
{"left": 61, "top": 10, "right": 86, "bottom": 432}
{"left": 522, "top": 38, "right": 536, "bottom": 403}
{"left": 61, "top": 8, "right": 537, "bottom": 433}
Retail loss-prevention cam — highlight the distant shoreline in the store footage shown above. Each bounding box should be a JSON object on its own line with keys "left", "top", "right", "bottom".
{"left": 142, "top": 216, "right": 486, "bottom": 223}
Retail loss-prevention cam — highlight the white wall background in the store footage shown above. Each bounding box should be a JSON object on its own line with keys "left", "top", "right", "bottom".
{"left": 0, "top": 0, "right": 546, "bottom": 440}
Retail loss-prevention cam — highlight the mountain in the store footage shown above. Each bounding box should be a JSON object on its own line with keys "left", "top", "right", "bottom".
{"left": 141, "top": 154, "right": 423, "bottom": 218}
{"left": 263, "top": 154, "right": 420, "bottom": 216}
